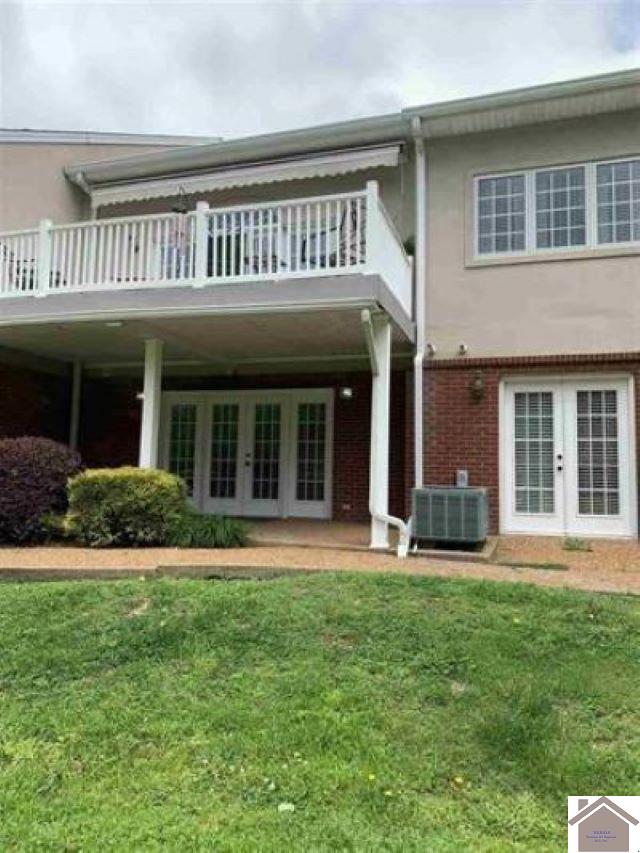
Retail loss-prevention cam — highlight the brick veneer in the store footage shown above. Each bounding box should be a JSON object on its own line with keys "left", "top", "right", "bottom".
{"left": 0, "top": 364, "right": 69, "bottom": 441}
{"left": 4, "top": 353, "right": 638, "bottom": 534}
{"left": 424, "top": 353, "right": 640, "bottom": 535}
{"left": 79, "top": 369, "right": 411, "bottom": 523}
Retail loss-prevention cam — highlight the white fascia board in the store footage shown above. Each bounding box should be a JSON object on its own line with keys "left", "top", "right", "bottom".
{"left": 0, "top": 129, "right": 218, "bottom": 146}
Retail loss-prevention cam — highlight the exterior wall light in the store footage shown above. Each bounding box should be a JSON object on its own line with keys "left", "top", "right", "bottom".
{"left": 469, "top": 371, "right": 485, "bottom": 402}
{"left": 339, "top": 387, "right": 353, "bottom": 400}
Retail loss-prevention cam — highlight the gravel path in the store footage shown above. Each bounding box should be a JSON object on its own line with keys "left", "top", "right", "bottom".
{"left": 0, "top": 536, "right": 639, "bottom": 594}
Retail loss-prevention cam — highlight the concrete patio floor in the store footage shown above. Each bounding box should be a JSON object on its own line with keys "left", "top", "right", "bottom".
{"left": 0, "top": 523, "right": 640, "bottom": 594}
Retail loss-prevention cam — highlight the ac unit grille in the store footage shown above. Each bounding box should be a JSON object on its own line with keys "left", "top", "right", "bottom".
{"left": 413, "top": 487, "right": 488, "bottom": 544}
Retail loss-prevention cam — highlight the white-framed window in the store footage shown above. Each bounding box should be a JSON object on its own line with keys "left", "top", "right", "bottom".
{"left": 535, "top": 166, "right": 586, "bottom": 249}
{"left": 475, "top": 157, "right": 640, "bottom": 258}
{"left": 596, "top": 159, "right": 640, "bottom": 245}
{"left": 477, "top": 174, "right": 526, "bottom": 255}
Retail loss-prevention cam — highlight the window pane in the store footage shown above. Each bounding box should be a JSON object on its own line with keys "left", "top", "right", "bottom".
{"left": 513, "top": 391, "right": 555, "bottom": 514}
{"left": 210, "top": 404, "right": 239, "bottom": 499}
{"left": 296, "top": 403, "right": 327, "bottom": 502}
{"left": 536, "top": 167, "right": 586, "bottom": 249}
{"left": 252, "top": 404, "right": 281, "bottom": 500}
{"left": 476, "top": 174, "right": 526, "bottom": 254}
{"left": 598, "top": 160, "right": 640, "bottom": 244}
{"left": 576, "top": 390, "right": 621, "bottom": 517}
{"left": 168, "top": 404, "right": 197, "bottom": 496}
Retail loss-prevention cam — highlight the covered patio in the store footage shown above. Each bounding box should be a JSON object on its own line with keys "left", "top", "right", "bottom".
{"left": 0, "top": 282, "right": 414, "bottom": 549}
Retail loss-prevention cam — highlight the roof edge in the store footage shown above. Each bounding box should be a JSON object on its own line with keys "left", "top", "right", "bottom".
{"left": 66, "top": 66, "right": 640, "bottom": 192}
{"left": 404, "top": 67, "right": 640, "bottom": 119}
{"left": 0, "top": 128, "right": 219, "bottom": 146}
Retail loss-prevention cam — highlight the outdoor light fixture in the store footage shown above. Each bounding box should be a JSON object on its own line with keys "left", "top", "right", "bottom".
{"left": 458, "top": 342, "right": 468, "bottom": 356}
{"left": 339, "top": 387, "right": 353, "bottom": 400}
{"left": 468, "top": 371, "right": 485, "bottom": 402}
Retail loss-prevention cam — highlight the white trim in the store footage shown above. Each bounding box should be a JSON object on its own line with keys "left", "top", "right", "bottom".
{"left": 90, "top": 146, "right": 400, "bottom": 207}
{"left": 160, "top": 388, "right": 334, "bottom": 520}
{"left": 474, "top": 154, "right": 640, "bottom": 260}
{"left": 0, "top": 128, "right": 215, "bottom": 146}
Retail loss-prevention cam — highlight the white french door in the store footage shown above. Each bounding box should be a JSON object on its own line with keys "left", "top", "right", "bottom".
{"left": 502, "top": 378, "right": 636, "bottom": 537}
{"left": 161, "top": 389, "right": 333, "bottom": 519}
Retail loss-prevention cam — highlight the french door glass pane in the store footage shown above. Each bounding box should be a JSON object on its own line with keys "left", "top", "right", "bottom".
{"left": 210, "top": 404, "right": 239, "bottom": 499}
{"left": 514, "top": 391, "right": 555, "bottom": 513}
{"left": 252, "top": 404, "right": 281, "bottom": 500}
{"left": 168, "top": 403, "right": 197, "bottom": 495}
{"left": 577, "top": 390, "right": 620, "bottom": 516}
{"left": 296, "top": 403, "right": 326, "bottom": 501}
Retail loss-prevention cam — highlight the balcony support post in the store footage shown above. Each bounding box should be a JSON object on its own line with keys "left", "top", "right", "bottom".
{"left": 367, "top": 311, "right": 391, "bottom": 550}
{"left": 36, "top": 219, "right": 52, "bottom": 296}
{"left": 138, "top": 338, "right": 163, "bottom": 469}
{"left": 194, "top": 200, "right": 210, "bottom": 286}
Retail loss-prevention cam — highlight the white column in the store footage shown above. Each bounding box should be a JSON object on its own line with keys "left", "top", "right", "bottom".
{"left": 194, "top": 200, "right": 210, "bottom": 286}
{"left": 369, "top": 313, "right": 391, "bottom": 549}
{"left": 138, "top": 338, "right": 163, "bottom": 469}
{"left": 69, "top": 360, "right": 82, "bottom": 450}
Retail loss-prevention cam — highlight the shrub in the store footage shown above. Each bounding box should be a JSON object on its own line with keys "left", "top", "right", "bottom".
{"left": 167, "top": 511, "right": 248, "bottom": 548}
{"left": 68, "top": 467, "right": 186, "bottom": 547}
{"left": 0, "top": 437, "right": 82, "bottom": 544}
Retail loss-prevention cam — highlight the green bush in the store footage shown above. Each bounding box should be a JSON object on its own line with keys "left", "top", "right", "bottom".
{"left": 68, "top": 467, "right": 186, "bottom": 547}
{"left": 167, "top": 511, "right": 248, "bottom": 548}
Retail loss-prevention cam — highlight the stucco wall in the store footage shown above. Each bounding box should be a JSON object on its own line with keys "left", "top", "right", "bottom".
{"left": 0, "top": 143, "right": 177, "bottom": 231}
{"left": 426, "top": 110, "right": 640, "bottom": 360}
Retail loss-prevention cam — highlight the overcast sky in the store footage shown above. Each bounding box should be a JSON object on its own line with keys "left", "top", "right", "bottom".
{"left": 0, "top": 0, "right": 639, "bottom": 140}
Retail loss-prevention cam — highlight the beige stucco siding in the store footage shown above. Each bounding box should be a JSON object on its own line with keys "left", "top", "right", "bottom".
{"left": 0, "top": 143, "right": 172, "bottom": 231}
{"left": 426, "top": 110, "right": 640, "bottom": 359}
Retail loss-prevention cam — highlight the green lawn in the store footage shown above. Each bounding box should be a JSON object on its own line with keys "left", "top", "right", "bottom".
{"left": 0, "top": 574, "right": 638, "bottom": 851}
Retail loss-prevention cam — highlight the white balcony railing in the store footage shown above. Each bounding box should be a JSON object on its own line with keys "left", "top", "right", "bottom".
{"left": 0, "top": 183, "right": 413, "bottom": 316}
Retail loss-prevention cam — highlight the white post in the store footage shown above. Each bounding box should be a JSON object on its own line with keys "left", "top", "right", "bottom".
{"left": 139, "top": 338, "right": 163, "bottom": 468}
{"left": 69, "top": 360, "right": 82, "bottom": 450}
{"left": 369, "top": 312, "right": 391, "bottom": 549}
{"left": 36, "top": 218, "right": 52, "bottom": 296}
{"left": 194, "top": 200, "right": 210, "bottom": 286}
{"left": 364, "top": 180, "right": 380, "bottom": 272}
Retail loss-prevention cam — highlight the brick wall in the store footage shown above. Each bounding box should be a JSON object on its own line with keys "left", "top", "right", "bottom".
{"left": 424, "top": 353, "right": 640, "bottom": 534}
{"left": 79, "top": 369, "right": 411, "bottom": 522}
{"left": 0, "top": 364, "right": 70, "bottom": 442}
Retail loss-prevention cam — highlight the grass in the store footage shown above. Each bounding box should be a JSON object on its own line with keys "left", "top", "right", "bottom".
{"left": 0, "top": 573, "right": 638, "bottom": 851}
{"left": 563, "top": 537, "right": 593, "bottom": 553}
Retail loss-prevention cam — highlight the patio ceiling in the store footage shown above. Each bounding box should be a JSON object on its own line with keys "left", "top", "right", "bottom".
{"left": 0, "top": 306, "right": 412, "bottom": 373}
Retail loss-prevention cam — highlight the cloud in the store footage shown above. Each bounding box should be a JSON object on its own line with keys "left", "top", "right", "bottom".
{"left": 0, "top": 0, "right": 638, "bottom": 138}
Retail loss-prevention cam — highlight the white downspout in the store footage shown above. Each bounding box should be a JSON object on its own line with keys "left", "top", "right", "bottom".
{"left": 411, "top": 117, "right": 427, "bottom": 496}
{"left": 361, "top": 309, "right": 410, "bottom": 558}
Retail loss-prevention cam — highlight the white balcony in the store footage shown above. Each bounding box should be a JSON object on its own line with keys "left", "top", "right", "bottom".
{"left": 0, "top": 183, "right": 413, "bottom": 318}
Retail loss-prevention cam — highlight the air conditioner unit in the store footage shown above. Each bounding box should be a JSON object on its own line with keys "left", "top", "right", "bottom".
{"left": 412, "top": 486, "right": 488, "bottom": 544}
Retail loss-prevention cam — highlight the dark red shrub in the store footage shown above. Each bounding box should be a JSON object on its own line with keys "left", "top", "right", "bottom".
{"left": 0, "top": 437, "right": 83, "bottom": 544}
